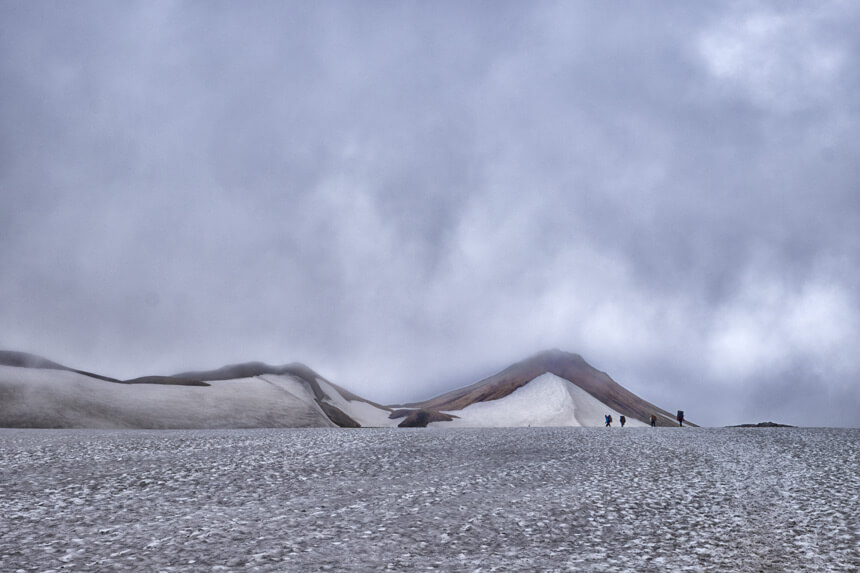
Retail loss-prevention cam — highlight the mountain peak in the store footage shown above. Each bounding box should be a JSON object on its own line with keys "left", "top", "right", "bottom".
{"left": 406, "top": 349, "right": 683, "bottom": 426}
{"left": 0, "top": 350, "right": 68, "bottom": 370}
{"left": 528, "top": 348, "right": 586, "bottom": 366}
{"left": 0, "top": 350, "right": 120, "bottom": 383}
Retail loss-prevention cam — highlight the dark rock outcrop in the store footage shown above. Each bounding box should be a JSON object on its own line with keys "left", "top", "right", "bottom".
{"left": 390, "top": 408, "right": 458, "bottom": 428}
{"left": 123, "top": 376, "right": 210, "bottom": 387}
{"left": 729, "top": 421, "right": 794, "bottom": 428}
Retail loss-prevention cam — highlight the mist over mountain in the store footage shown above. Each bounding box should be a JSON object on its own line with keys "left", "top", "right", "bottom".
{"left": 0, "top": 349, "right": 690, "bottom": 429}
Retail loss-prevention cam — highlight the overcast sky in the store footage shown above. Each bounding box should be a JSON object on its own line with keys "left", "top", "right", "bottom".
{"left": 2, "top": 1, "right": 859, "bottom": 427}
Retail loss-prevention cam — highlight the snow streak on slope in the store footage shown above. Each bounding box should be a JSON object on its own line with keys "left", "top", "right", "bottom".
{"left": 315, "top": 378, "right": 398, "bottom": 427}
{"left": 431, "top": 373, "right": 647, "bottom": 427}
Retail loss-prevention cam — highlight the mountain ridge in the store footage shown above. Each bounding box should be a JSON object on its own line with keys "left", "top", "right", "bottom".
{"left": 0, "top": 348, "right": 690, "bottom": 428}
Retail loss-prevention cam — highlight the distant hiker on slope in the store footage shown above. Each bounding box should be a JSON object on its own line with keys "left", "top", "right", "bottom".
{"left": 649, "top": 414, "right": 657, "bottom": 427}
{"left": 677, "top": 410, "right": 685, "bottom": 427}
{"left": 605, "top": 414, "right": 612, "bottom": 427}
{"left": 619, "top": 415, "right": 626, "bottom": 427}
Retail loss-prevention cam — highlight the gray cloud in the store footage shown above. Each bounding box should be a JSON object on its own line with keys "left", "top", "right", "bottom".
{"left": 2, "top": 1, "right": 859, "bottom": 426}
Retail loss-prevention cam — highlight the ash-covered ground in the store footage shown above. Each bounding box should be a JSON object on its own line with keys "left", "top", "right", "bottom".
{"left": 1, "top": 427, "right": 858, "bottom": 572}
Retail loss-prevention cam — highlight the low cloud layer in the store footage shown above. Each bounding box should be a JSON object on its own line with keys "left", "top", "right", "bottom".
{"left": 2, "top": 1, "right": 859, "bottom": 426}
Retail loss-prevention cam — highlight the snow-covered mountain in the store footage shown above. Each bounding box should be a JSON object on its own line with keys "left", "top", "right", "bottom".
{"left": 0, "top": 349, "right": 688, "bottom": 428}
{"left": 0, "top": 351, "right": 396, "bottom": 429}
{"left": 396, "top": 349, "right": 683, "bottom": 427}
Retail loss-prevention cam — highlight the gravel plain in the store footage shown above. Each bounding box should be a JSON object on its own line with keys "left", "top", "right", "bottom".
{"left": 1, "top": 427, "right": 858, "bottom": 572}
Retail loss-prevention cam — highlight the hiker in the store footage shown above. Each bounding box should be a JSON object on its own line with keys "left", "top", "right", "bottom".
{"left": 604, "top": 414, "right": 612, "bottom": 427}
{"left": 619, "top": 415, "right": 626, "bottom": 428}
{"left": 649, "top": 414, "right": 657, "bottom": 427}
{"left": 677, "top": 410, "right": 685, "bottom": 427}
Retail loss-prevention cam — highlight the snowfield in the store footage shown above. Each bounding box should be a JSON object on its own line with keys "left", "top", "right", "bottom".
{"left": 1, "top": 427, "right": 858, "bottom": 572}
{"left": 0, "top": 366, "right": 339, "bottom": 429}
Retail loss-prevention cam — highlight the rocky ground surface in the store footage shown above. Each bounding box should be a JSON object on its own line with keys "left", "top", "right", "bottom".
{"left": 1, "top": 427, "right": 858, "bottom": 572}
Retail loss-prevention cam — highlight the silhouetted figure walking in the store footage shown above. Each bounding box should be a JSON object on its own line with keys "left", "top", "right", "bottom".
{"left": 619, "top": 415, "right": 626, "bottom": 427}
{"left": 649, "top": 414, "right": 657, "bottom": 427}
{"left": 604, "top": 414, "right": 612, "bottom": 427}
{"left": 677, "top": 410, "right": 685, "bottom": 427}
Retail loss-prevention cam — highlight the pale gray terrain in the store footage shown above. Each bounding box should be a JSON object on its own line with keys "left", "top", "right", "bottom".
{"left": 1, "top": 428, "right": 858, "bottom": 572}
